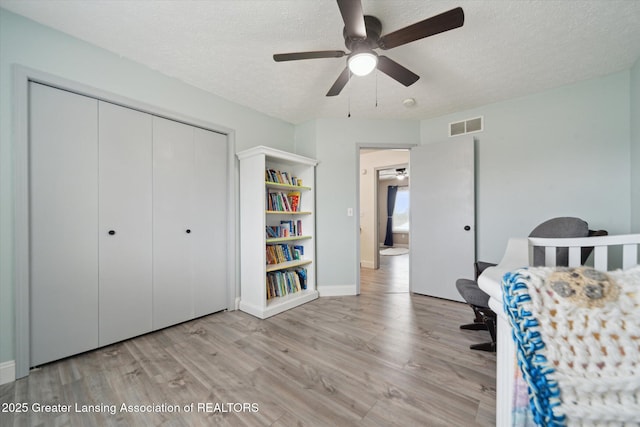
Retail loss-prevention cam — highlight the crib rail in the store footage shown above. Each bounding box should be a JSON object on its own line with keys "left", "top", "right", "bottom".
{"left": 488, "top": 234, "right": 640, "bottom": 426}
{"left": 528, "top": 233, "right": 640, "bottom": 270}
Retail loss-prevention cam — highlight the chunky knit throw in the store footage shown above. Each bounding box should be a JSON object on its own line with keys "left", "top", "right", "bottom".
{"left": 502, "top": 266, "right": 640, "bottom": 426}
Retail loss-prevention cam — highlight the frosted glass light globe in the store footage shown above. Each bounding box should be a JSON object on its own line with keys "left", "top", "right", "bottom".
{"left": 348, "top": 52, "right": 378, "bottom": 76}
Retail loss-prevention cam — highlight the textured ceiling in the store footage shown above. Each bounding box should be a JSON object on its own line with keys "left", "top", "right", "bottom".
{"left": 2, "top": 0, "right": 640, "bottom": 124}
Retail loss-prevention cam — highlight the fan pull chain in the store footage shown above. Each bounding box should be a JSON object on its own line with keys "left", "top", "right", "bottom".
{"left": 347, "top": 70, "right": 351, "bottom": 118}
{"left": 375, "top": 68, "right": 378, "bottom": 108}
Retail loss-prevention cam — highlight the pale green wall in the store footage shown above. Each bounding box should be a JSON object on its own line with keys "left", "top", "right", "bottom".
{"left": 293, "top": 120, "right": 317, "bottom": 159}
{"left": 0, "top": 9, "right": 294, "bottom": 365}
{"left": 631, "top": 58, "right": 640, "bottom": 233}
{"left": 312, "top": 119, "right": 420, "bottom": 291}
{"left": 421, "top": 72, "right": 632, "bottom": 263}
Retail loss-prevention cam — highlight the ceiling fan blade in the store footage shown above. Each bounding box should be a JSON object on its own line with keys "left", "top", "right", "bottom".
{"left": 378, "top": 7, "right": 464, "bottom": 50}
{"left": 337, "top": 0, "right": 367, "bottom": 40}
{"left": 326, "top": 67, "right": 351, "bottom": 97}
{"left": 377, "top": 56, "right": 420, "bottom": 87}
{"left": 274, "top": 50, "right": 346, "bottom": 62}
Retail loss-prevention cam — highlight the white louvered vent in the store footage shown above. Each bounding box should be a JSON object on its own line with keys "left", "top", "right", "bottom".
{"left": 449, "top": 116, "right": 483, "bottom": 137}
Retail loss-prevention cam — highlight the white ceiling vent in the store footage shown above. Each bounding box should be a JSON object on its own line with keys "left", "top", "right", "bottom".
{"left": 449, "top": 116, "right": 483, "bottom": 137}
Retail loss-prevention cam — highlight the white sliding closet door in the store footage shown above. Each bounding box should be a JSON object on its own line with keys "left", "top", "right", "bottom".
{"left": 30, "top": 83, "right": 99, "bottom": 366}
{"left": 152, "top": 118, "right": 228, "bottom": 329}
{"left": 192, "top": 128, "right": 228, "bottom": 317}
{"left": 98, "top": 101, "right": 153, "bottom": 345}
{"left": 153, "top": 117, "right": 195, "bottom": 329}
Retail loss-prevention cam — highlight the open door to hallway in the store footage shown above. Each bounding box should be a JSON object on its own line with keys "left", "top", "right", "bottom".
{"left": 359, "top": 148, "right": 410, "bottom": 293}
{"left": 409, "top": 137, "right": 475, "bottom": 301}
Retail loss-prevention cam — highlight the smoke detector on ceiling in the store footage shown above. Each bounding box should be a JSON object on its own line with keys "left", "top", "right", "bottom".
{"left": 402, "top": 98, "right": 416, "bottom": 108}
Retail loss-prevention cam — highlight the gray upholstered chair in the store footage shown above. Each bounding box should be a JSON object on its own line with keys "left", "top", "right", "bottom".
{"left": 455, "top": 261, "right": 497, "bottom": 351}
{"left": 456, "top": 217, "right": 606, "bottom": 352}
{"left": 530, "top": 217, "right": 608, "bottom": 266}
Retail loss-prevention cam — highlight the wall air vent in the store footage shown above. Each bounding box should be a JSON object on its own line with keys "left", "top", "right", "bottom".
{"left": 449, "top": 116, "right": 483, "bottom": 137}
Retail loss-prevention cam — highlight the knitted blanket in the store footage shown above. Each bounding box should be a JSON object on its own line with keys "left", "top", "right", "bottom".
{"left": 502, "top": 266, "right": 640, "bottom": 426}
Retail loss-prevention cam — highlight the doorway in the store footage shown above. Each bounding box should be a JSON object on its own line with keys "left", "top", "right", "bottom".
{"left": 357, "top": 137, "right": 476, "bottom": 300}
{"left": 359, "top": 148, "right": 410, "bottom": 294}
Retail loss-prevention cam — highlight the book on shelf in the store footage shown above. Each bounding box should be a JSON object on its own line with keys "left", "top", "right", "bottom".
{"left": 287, "top": 191, "right": 300, "bottom": 212}
{"left": 265, "top": 168, "right": 303, "bottom": 187}
{"left": 266, "top": 267, "right": 308, "bottom": 300}
{"left": 265, "top": 220, "right": 305, "bottom": 239}
{"left": 265, "top": 243, "right": 303, "bottom": 264}
{"left": 266, "top": 191, "right": 302, "bottom": 212}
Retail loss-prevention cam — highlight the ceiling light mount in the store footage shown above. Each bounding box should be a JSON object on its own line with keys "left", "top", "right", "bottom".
{"left": 343, "top": 16, "right": 382, "bottom": 51}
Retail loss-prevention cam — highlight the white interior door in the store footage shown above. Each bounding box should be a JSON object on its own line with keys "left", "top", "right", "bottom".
{"left": 30, "top": 83, "right": 99, "bottom": 366}
{"left": 410, "top": 137, "right": 475, "bottom": 301}
{"left": 98, "top": 101, "right": 153, "bottom": 346}
{"left": 152, "top": 119, "right": 228, "bottom": 327}
{"left": 152, "top": 117, "right": 195, "bottom": 329}
{"left": 192, "top": 127, "right": 228, "bottom": 317}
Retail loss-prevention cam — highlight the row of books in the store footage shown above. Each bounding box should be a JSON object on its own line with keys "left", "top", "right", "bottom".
{"left": 265, "top": 169, "right": 303, "bottom": 187}
{"left": 266, "top": 243, "right": 304, "bottom": 265}
{"left": 266, "top": 268, "right": 307, "bottom": 300}
{"left": 267, "top": 191, "right": 301, "bottom": 212}
{"left": 266, "top": 220, "right": 303, "bottom": 238}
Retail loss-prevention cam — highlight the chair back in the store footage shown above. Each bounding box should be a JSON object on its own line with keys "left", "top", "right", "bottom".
{"left": 529, "top": 217, "right": 588, "bottom": 266}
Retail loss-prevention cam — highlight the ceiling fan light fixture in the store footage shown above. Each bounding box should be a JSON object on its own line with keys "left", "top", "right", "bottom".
{"left": 348, "top": 51, "right": 378, "bottom": 76}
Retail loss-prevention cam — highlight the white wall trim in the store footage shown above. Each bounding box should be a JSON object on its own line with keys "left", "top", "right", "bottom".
{"left": 360, "top": 261, "right": 375, "bottom": 269}
{"left": 317, "top": 284, "right": 357, "bottom": 297}
{"left": 0, "top": 360, "right": 16, "bottom": 385}
{"left": 13, "top": 64, "right": 238, "bottom": 379}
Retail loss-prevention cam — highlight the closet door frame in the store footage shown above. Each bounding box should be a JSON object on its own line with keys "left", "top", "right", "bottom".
{"left": 12, "top": 65, "right": 237, "bottom": 379}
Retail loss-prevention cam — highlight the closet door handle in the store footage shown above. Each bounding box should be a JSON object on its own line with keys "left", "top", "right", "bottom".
{"left": 464, "top": 225, "right": 471, "bottom": 231}
{"left": 108, "top": 230, "right": 116, "bottom": 236}
{"left": 186, "top": 229, "right": 191, "bottom": 234}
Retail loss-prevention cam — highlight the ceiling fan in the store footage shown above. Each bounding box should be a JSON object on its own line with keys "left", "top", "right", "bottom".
{"left": 273, "top": 0, "right": 464, "bottom": 97}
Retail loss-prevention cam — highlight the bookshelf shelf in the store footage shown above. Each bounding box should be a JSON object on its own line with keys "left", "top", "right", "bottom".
{"left": 266, "top": 259, "right": 312, "bottom": 273}
{"left": 265, "top": 181, "right": 311, "bottom": 191}
{"left": 266, "top": 235, "right": 312, "bottom": 244}
{"left": 265, "top": 210, "right": 312, "bottom": 215}
{"left": 237, "top": 146, "right": 318, "bottom": 319}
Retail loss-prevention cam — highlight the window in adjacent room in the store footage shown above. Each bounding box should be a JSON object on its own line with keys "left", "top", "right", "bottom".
{"left": 392, "top": 186, "right": 409, "bottom": 233}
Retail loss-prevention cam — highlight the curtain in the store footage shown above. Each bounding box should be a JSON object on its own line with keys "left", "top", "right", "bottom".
{"left": 384, "top": 185, "right": 398, "bottom": 246}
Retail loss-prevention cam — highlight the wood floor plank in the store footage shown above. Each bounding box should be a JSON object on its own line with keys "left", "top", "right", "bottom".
{"left": 1, "top": 253, "right": 496, "bottom": 426}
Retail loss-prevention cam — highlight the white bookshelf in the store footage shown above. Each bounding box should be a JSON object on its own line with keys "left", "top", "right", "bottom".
{"left": 237, "top": 146, "right": 318, "bottom": 319}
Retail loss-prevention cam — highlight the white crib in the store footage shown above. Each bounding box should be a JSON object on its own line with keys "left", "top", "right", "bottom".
{"left": 478, "top": 234, "right": 640, "bottom": 426}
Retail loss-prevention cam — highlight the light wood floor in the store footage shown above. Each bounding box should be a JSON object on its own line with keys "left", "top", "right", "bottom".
{"left": 1, "top": 256, "right": 496, "bottom": 426}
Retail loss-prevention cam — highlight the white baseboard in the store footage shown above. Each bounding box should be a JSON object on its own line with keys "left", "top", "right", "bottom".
{"left": 234, "top": 297, "right": 241, "bottom": 310}
{"left": 360, "top": 260, "right": 375, "bottom": 269}
{"left": 317, "top": 284, "right": 357, "bottom": 297}
{"left": 0, "top": 360, "right": 16, "bottom": 385}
